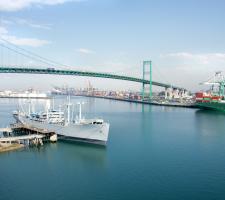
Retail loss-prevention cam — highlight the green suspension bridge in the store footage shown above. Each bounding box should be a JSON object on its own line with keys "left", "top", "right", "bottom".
{"left": 0, "top": 66, "right": 184, "bottom": 89}
{"left": 0, "top": 38, "right": 186, "bottom": 98}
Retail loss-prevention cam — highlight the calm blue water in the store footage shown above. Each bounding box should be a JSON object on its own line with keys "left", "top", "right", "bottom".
{"left": 1, "top": 97, "right": 225, "bottom": 200}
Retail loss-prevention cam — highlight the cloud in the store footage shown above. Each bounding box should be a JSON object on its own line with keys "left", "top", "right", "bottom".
{"left": 161, "top": 52, "right": 225, "bottom": 65}
{"left": 0, "top": 19, "right": 14, "bottom": 25}
{"left": 1, "top": 18, "right": 52, "bottom": 30}
{"left": 0, "top": 26, "right": 50, "bottom": 47}
{"left": 0, "top": 26, "right": 8, "bottom": 35}
{"left": 0, "top": 0, "right": 83, "bottom": 12}
{"left": 76, "top": 48, "right": 95, "bottom": 54}
{"left": 15, "top": 18, "right": 52, "bottom": 30}
{"left": 3, "top": 35, "right": 50, "bottom": 47}
{"left": 163, "top": 52, "right": 194, "bottom": 59}
{"left": 158, "top": 52, "right": 225, "bottom": 90}
{"left": 0, "top": 18, "right": 52, "bottom": 30}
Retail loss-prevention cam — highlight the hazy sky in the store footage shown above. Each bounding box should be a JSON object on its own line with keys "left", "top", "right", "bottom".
{"left": 0, "top": 0, "right": 225, "bottom": 92}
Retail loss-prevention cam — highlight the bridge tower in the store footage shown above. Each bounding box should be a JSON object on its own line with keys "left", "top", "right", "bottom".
{"left": 142, "top": 60, "right": 152, "bottom": 100}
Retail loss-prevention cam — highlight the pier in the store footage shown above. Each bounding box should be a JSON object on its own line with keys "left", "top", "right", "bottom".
{"left": 0, "top": 123, "right": 57, "bottom": 153}
{"left": 11, "top": 123, "right": 57, "bottom": 143}
{"left": 0, "top": 132, "right": 45, "bottom": 153}
{"left": 0, "top": 134, "right": 44, "bottom": 144}
{"left": 74, "top": 94, "right": 197, "bottom": 108}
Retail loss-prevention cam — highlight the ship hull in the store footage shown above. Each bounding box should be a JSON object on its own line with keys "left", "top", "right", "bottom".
{"left": 15, "top": 115, "right": 110, "bottom": 145}
{"left": 196, "top": 102, "right": 225, "bottom": 112}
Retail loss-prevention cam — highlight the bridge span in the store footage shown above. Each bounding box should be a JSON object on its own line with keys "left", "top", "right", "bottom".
{"left": 0, "top": 67, "right": 184, "bottom": 90}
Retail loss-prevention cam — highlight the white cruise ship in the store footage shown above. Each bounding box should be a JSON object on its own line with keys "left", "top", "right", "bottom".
{"left": 13, "top": 99, "right": 110, "bottom": 145}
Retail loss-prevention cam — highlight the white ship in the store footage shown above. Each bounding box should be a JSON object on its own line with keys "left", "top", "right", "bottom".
{"left": 13, "top": 99, "right": 110, "bottom": 145}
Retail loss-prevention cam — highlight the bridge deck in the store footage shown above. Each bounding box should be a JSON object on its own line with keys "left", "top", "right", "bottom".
{"left": 0, "top": 67, "right": 184, "bottom": 90}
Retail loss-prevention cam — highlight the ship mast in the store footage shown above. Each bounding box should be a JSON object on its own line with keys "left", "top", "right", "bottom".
{"left": 45, "top": 99, "right": 50, "bottom": 121}
{"left": 28, "top": 99, "right": 31, "bottom": 116}
{"left": 77, "top": 102, "right": 84, "bottom": 121}
{"left": 79, "top": 103, "right": 82, "bottom": 120}
{"left": 66, "top": 96, "right": 72, "bottom": 124}
{"left": 52, "top": 97, "right": 55, "bottom": 110}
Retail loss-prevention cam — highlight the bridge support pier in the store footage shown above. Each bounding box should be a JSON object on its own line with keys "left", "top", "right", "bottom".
{"left": 142, "top": 60, "right": 152, "bottom": 101}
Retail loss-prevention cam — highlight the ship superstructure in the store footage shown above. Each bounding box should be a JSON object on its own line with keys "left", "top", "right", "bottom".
{"left": 13, "top": 98, "right": 110, "bottom": 145}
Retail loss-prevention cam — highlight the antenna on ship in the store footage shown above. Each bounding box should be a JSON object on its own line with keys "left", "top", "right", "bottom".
{"left": 71, "top": 104, "right": 75, "bottom": 123}
{"left": 77, "top": 102, "right": 85, "bottom": 121}
{"left": 66, "top": 95, "right": 72, "bottom": 124}
{"left": 31, "top": 99, "right": 35, "bottom": 114}
{"left": 52, "top": 97, "right": 55, "bottom": 110}
{"left": 45, "top": 99, "right": 50, "bottom": 121}
{"left": 28, "top": 98, "right": 31, "bottom": 116}
{"left": 59, "top": 105, "right": 62, "bottom": 122}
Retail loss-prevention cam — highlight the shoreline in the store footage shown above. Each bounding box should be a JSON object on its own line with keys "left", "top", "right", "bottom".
{"left": 66, "top": 94, "right": 198, "bottom": 109}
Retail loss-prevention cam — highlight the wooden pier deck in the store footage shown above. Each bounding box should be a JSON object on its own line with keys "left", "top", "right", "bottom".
{"left": 0, "top": 123, "right": 57, "bottom": 153}
{"left": 10, "top": 123, "right": 57, "bottom": 143}
{"left": 0, "top": 122, "right": 57, "bottom": 147}
{"left": 10, "top": 123, "right": 52, "bottom": 134}
{"left": 0, "top": 134, "right": 44, "bottom": 143}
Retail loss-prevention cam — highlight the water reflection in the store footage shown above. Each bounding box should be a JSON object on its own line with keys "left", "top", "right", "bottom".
{"left": 141, "top": 104, "right": 152, "bottom": 113}
{"left": 58, "top": 141, "right": 107, "bottom": 168}
{"left": 194, "top": 109, "right": 225, "bottom": 137}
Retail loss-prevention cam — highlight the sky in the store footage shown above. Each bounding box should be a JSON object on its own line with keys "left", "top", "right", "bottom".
{"left": 0, "top": 0, "right": 225, "bottom": 92}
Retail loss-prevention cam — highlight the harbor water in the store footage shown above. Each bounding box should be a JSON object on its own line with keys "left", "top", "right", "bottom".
{"left": 1, "top": 96, "right": 225, "bottom": 200}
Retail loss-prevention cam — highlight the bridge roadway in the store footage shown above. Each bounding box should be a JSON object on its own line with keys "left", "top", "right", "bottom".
{"left": 0, "top": 67, "right": 184, "bottom": 90}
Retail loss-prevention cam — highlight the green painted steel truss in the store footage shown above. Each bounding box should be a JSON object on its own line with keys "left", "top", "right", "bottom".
{"left": 0, "top": 67, "right": 184, "bottom": 90}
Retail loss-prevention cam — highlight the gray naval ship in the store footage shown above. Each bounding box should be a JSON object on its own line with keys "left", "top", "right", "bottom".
{"left": 13, "top": 100, "right": 110, "bottom": 145}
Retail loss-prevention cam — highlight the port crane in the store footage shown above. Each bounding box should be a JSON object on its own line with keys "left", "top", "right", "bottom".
{"left": 200, "top": 71, "right": 225, "bottom": 97}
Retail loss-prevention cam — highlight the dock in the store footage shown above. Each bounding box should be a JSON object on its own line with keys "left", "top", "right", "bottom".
{"left": 80, "top": 95, "right": 197, "bottom": 108}
{"left": 0, "top": 134, "right": 44, "bottom": 143}
{"left": 11, "top": 123, "right": 57, "bottom": 143}
{"left": 11, "top": 123, "right": 53, "bottom": 134}
{"left": 0, "top": 134, "right": 45, "bottom": 147}
{"left": 0, "top": 123, "right": 57, "bottom": 153}
{"left": 0, "top": 133, "right": 45, "bottom": 153}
